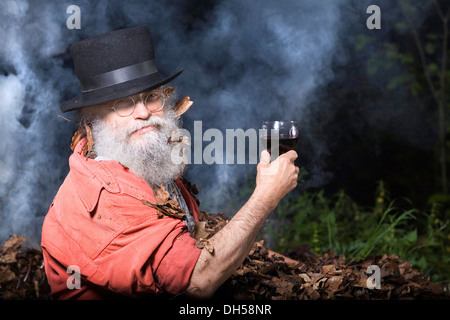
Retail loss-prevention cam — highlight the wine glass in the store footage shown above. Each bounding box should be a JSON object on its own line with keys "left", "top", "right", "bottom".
{"left": 260, "top": 120, "right": 299, "bottom": 158}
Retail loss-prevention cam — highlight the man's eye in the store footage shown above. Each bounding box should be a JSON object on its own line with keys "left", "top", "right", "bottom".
{"left": 115, "top": 99, "right": 133, "bottom": 109}
{"left": 146, "top": 92, "right": 161, "bottom": 101}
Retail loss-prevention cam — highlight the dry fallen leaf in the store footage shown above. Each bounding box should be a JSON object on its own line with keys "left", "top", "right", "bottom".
{"left": 1, "top": 235, "right": 26, "bottom": 254}
{"left": 163, "top": 86, "right": 175, "bottom": 97}
{"left": 191, "top": 221, "right": 210, "bottom": 240}
{"left": 83, "top": 124, "right": 94, "bottom": 156}
{"left": 174, "top": 96, "right": 193, "bottom": 118}
{"left": 326, "top": 275, "right": 343, "bottom": 292}
{"left": 70, "top": 124, "right": 94, "bottom": 156}
{"left": 70, "top": 128, "right": 84, "bottom": 152}
{"left": 141, "top": 199, "right": 186, "bottom": 220}
{"left": 0, "top": 235, "right": 26, "bottom": 263}
{"left": 155, "top": 184, "right": 170, "bottom": 204}
{"left": 0, "top": 266, "right": 16, "bottom": 284}
{"left": 195, "top": 238, "right": 214, "bottom": 253}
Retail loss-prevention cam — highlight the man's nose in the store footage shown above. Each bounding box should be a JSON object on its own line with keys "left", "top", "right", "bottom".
{"left": 133, "top": 100, "right": 151, "bottom": 120}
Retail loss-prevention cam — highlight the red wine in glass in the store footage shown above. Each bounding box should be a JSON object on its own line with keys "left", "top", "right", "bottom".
{"left": 261, "top": 134, "right": 299, "bottom": 155}
{"left": 260, "top": 121, "right": 299, "bottom": 156}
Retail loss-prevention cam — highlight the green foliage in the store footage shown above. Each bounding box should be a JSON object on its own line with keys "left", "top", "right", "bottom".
{"left": 267, "top": 179, "right": 450, "bottom": 284}
{"left": 355, "top": 0, "right": 450, "bottom": 194}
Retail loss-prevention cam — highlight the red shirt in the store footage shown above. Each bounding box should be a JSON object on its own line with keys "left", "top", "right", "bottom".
{"left": 41, "top": 138, "right": 202, "bottom": 299}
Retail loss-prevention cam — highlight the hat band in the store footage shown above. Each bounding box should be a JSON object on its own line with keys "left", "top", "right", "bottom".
{"left": 79, "top": 60, "right": 158, "bottom": 93}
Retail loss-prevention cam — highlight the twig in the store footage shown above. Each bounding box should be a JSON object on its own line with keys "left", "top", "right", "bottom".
{"left": 398, "top": 0, "right": 439, "bottom": 102}
{"left": 57, "top": 113, "right": 74, "bottom": 123}
{"left": 23, "top": 262, "right": 31, "bottom": 283}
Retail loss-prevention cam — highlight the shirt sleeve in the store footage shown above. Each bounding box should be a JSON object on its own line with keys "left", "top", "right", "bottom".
{"left": 85, "top": 215, "right": 202, "bottom": 298}
{"left": 153, "top": 229, "right": 201, "bottom": 295}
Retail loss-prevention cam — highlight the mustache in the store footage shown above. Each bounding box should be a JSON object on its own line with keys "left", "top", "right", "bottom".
{"left": 125, "top": 116, "right": 169, "bottom": 135}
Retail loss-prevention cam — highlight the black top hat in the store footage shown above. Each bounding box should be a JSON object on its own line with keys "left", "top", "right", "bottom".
{"left": 61, "top": 26, "right": 183, "bottom": 112}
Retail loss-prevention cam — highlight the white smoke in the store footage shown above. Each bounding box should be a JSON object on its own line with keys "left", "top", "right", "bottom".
{"left": 0, "top": 0, "right": 344, "bottom": 244}
{"left": 0, "top": 0, "right": 72, "bottom": 245}
{"left": 4, "top": 0, "right": 430, "bottom": 244}
{"left": 173, "top": 0, "right": 342, "bottom": 209}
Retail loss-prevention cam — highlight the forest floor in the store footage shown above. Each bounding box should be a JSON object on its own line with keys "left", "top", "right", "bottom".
{"left": 1, "top": 212, "right": 449, "bottom": 300}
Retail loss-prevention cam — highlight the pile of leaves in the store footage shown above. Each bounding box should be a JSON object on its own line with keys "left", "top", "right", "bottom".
{"left": 0, "top": 211, "right": 448, "bottom": 300}
{"left": 196, "top": 211, "right": 449, "bottom": 300}
{"left": 0, "top": 235, "right": 50, "bottom": 300}
{"left": 213, "top": 241, "right": 449, "bottom": 300}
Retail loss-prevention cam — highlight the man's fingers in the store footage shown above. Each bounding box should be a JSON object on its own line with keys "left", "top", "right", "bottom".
{"left": 260, "top": 149, "right": 271, "bottom": 164}
{"left": 283, "top": 150, "right": 298, "bottom": 162}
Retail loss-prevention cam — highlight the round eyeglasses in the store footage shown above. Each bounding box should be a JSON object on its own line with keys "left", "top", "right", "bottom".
{"left": 110, "top": 90, "right": 166, "bottom": 117}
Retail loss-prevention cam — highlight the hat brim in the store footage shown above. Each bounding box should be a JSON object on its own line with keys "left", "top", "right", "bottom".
{"left": 60, "top": 69, "right": 183, "bottom": 113}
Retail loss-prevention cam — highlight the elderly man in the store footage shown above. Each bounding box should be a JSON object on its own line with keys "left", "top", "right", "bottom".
{"left": 41, "top": 26, "right": 299, "bottom": 299}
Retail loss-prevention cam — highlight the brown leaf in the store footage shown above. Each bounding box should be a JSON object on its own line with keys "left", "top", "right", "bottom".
{"left": 304, "top": 286, "right": 321, "bottom": 300}
{"left": 266, "top": 248, "right": 300, "bottom": 268}
{"left": 355, "top": 274, "right": 369, "bottom": 288}
{"left": 0, "top": 235, "right": 26, "bottom": 263}
{"left": 313, "top": 277, "right": 327, "bottom": 290}
{"left": 163, "top": 86, "right": 175, "bottom": 97}
{"left": 141, "top": 199, "right": 186, "bottom": 220}
{"left": 195, "top": 238, "right": 214, "bottom": 253}
{"left": 174, "top": 96, "right": 193, "bottom": 118}
{"left": 398, "top": 260, "right": 413, "bottom": 276}
{"left": 1, "top": 235, "right": 26, "bottom": 253}
{"left": 191, "top": 221, "right": 210, "bottom": 240}
{"left": 166, "top": 199, "right": 180, "bottom": 208}
{"left": 273, "top": 278, "right": 294, "bottom": 298}
{"left": 155, "top": 184, "right": 170, "bottom": 204}
{"left": 83, "top": 124, "right": 94, "bottom": 156}
{"left": 326, "top": 275, "right": 343, "bottom": 292}
{"left": 168, "top": 135, "right": 183, "bottom": 144}
{"left": 141, "top": 199, "right": 155, "bottom": 208}
{"left": 259, "top": 263, "right": 277, "bottom": 275}
{"left": 298, "top": 273, "right": 312, "bottom": 284}
{"left": 322, "top": 264, "right": 336, "bottom": 274}
{"left": 71, "top": 124, "right": 95, "bottom": 156}
{"left": 0, "top": 266, "right": 16, "bottom": 284}
{"left": 70, "top": 128, "right": 84, "bottom": 152}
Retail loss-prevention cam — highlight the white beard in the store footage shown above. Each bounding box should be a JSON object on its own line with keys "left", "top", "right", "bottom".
{"left": 90, "top": 109, "right": 185, "bottom": 187}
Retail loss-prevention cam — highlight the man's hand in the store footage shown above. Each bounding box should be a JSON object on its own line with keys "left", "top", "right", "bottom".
{"left": 255, "top": 150, "right": 299, "bottom": 211}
